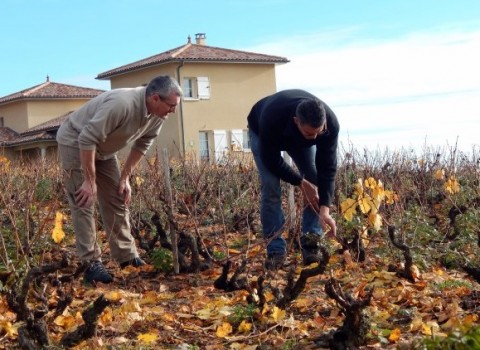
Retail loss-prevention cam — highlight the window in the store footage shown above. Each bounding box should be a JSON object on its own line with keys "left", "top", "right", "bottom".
{"left": 199, "top": 131, "right": 209, "bottom": 161}
{"left": 183, "top": 78, "right": 194, "bottom": 98}
{"left": 0, "top": 117, "right": 4, "bottom": 127}
{"left": 183, "top": 77, "right": 210, "bottom": 99}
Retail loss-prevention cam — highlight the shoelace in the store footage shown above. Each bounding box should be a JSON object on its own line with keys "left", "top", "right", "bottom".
{"left": 89, "top": 261, "right": 108, "bottom": 273}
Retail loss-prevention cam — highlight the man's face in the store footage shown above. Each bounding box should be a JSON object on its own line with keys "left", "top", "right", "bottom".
{"left": 148, "top": 94, "right": 180, "bottom": 119}
{"left": 293, "top": 117, "right": 326, "bottom": 140}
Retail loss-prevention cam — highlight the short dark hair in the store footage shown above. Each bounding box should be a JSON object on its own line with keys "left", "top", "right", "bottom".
{"left": 146, "top": 75, "right": 183, "bottom": 98}
{"left": 296, "top": 98, "right": 325, "bottom": 128}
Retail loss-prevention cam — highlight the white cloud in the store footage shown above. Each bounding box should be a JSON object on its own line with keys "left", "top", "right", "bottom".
{"left": 244, "top": 27, "right": 480, "bottom": 153}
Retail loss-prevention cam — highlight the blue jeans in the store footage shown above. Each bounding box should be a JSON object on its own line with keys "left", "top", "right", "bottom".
{"left": 250, "top": 130, "right": 322, "bottom": 255}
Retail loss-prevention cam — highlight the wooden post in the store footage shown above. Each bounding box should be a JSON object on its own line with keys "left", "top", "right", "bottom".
{"left": 162, "top": 148, "right": 179, "bottom": 274}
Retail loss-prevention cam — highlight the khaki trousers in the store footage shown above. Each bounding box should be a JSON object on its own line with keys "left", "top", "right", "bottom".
{"left": 58, "top": 145, "right": 139, "bottom": 264}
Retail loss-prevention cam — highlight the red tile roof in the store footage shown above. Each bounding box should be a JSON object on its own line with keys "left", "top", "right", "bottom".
{"left": 97, "top": 42, "right": 289, "bottom": 79}
{"left": 0, "top": 81, "right": 105, "bottom": 105}
{"left": 0, "top": 111, "right": 72, "bottom": 147}
{"left": 0, "top": 127, "right": 18, "bottom": 143}
{"left": 2, "top": 131, "right": 56, "bottom": 146}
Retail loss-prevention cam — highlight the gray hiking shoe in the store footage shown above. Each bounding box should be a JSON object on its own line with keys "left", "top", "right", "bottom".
{"left": 265, "top": 253, "right": 286, "bottom": 271}
{"left": 120, "top": 257, "right": 146, "bottom": 269}
{"left": 84, "top": 261, "right": 113, "bottom": 284}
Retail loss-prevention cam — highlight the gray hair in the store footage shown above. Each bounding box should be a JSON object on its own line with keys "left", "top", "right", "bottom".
{"left": 146, "top": 75, "right": 183, "bottom": 98}
{"left": 296, "top": 98, "right": 325, "bottom": 128}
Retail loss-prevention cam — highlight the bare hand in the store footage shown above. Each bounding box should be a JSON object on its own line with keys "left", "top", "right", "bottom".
{"left": 118, "top": 178, "right": 132, "bottom": 206}
{"left": 319, "top": 206, "right": 337, "bottom": 239}
{"left": 75, "top": 180, "right": 97, "bottom": 207}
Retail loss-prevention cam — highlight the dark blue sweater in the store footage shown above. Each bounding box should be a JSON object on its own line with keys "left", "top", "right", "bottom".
{"left": 247, "top": 89, "right": 339, "bottom": 206}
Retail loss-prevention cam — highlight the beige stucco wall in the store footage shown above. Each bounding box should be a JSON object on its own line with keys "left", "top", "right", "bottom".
{"left": 180, "top": 63, "right": 277, "bottom": 158}
{"left": 0, "top": 99, "right": 91, "bottom": 133}
{"left": 0, "top": 102, "right": 28, "bottom": 132}
{"left": 27, "top": 99, "right": 91, "bottom": 131}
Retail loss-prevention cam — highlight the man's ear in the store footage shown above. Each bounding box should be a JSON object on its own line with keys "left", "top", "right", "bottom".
{"left": 293, "top": 116, "right": 299, "bottom": 126}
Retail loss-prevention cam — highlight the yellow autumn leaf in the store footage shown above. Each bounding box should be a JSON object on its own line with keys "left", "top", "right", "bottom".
{"left": 161, "top": 312, "right": 177, "bottom": 322}
{"left": 434, "top": 169, "right": 445, "bottom": 180}
{"left": 0, "top": 156, "right": 11, "bottom": 172}
{"left": 444, "top": 176, "right": 460, "bottom": 194}
{"left": 384, "top": 190, "right": 396, "bottom": 205}
{"left": 368, "top": 212, "right": 382, "bottom": 231}
{"left": 372, "top": 181, "right": 385, "bottom": 202}
{"left": 140, "top": 290, "right": 159, "bottom": 305}
{"left": 389, "top": 328, "right": 401, "bottom": 343}
{"left": 463, "top": 314, "right": 478, "bottom": 327}
{"left": 54, "top": 315, "right": 78, "bottom": 330}
{"left": 118, "top": 301, "right": 141, "bottom": 313}
{"left": 216, "top": 322, "right": 233, "bottom": 338}
{"left": 51, "top": 211, "right": 65, "bottom": 244}
{"left": 340, "top": 198, "right": 357, "bottom": 221}
{"left": 137, "top": 332, "right": 158, "bottom": 344}
{"left": 99, "top": 308, "right": 113, "bottom": 326}
{"left": 364, "top": 177, "right": 377, "bottom": 189}
{"left": 271, "top": 306, "right": 286, "bottom": 322}
{"left": 421, "top": 321, "right": 440, "bottom": 335}
{"left": 238, "top": 320, "right": 252, "bottom": 333}
{"left": 196, "top": 307, "right": 213, "bottom": 320}
{"left": 370, "top": 197, "right": 381, "bottom": 215}
{"left": 353, "top": 179, "right": 364, "bottom": 197}
{"left": 360, "top": 227, "right": 369, "bottom": 246}
{"left": 135, "top": 176, "right": 145, "bottom": 186}
{"left": 0, "top": 320, "right": 18, "bottom": 338}
{"left": 358, "top": 196, "right": 372, "bottom": 214}
{"left": 104, "top": 291, "right": 122, "bottom": 301}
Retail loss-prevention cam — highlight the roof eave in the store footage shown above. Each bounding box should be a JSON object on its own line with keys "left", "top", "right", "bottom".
{"left": 96, "top": 58, "right": 290, "bottom": 80}
{"left": 0, "top": 96, "right": 98, "bottom": 106}
{"left": 1, "top": 138, "right": 57, "bottom": 148}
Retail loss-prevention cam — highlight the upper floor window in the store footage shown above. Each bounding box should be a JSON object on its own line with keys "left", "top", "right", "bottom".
{"left": 0, "top": 117, "right": 4, "bottom": 127}
{"left": 183, "top": 77, "right": 210, "bottom": 100}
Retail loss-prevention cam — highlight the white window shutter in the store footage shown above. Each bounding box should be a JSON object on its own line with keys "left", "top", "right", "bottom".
{"left": 231, "top": 129, "right": 243, "bottom": 151}
{"left": 213, "top": 130, "right": 227, "bottom": 162}
{"left": 197, "top": 76, "right": 210, "bottom": 99}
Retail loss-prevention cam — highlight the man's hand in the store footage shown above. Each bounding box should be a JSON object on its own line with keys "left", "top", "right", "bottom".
{"left": 75, "top": 180, "right": 97, "bottom": 207}
{"left": 300, "top": 179, "right": 320, "bottom": 214}
{"left": 77, "top": 149, "right": 97, "bottom": 207}
{"left": 119, "top": 149, "right": 144, "bottom": 206}
{"left": 319, "top": 205, "right": 337, "bottom": 239}
{"left": 118, "top": 177, "right": 132, "bottom": 206}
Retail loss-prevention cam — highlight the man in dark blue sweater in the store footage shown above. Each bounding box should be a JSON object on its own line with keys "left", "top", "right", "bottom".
{"left": 247, "top": 89, "right": 339, "bottom": 270}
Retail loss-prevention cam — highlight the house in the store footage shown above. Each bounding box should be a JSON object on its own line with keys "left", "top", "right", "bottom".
{"left": 0, "top": 33, "right": 289, "bottom": 161}
{"left": 0, "top": 77, "right": 104, "bottom": 159}
{"left": 96, "top": 33, "right": 289, "bottom": 161}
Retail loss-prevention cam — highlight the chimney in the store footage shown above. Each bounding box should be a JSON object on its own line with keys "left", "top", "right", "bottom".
{"left": 195, "top": 33, "right": 206, "bottom": 45}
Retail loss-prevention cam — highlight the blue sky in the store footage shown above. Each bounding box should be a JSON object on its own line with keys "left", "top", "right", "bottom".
{"left": 2, "top": 0, "right": 479, "bottom": 153}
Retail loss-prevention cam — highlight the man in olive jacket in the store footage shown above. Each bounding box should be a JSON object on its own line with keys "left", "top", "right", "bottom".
{"left": 57, "top": 75, "right": 182, "bottom": 283}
